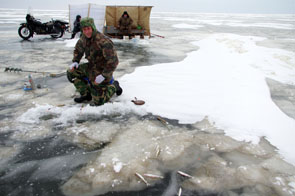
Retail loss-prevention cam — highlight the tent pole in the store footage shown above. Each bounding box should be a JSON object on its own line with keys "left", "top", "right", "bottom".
{"left": 68, "top": 4, "right": 71, "bottom": 31}
{"left": 138, "top": 6, "right": 140, "bottom": 27}
{"left": 114, "top": 6, "right": 117, "bottom": 27}
{"left": 88, "top": 3, "right": 91, "bottom": 17}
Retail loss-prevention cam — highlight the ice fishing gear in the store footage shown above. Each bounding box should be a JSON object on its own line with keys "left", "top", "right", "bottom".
{"left": 131, "top": 97, "right": 145, "bottom": 105}
{"left": 4, "top": 67, "right": 65, "bottom": 78}
{"left": 23, "top": 83, "right": 33, "bottom": 91}
{"left": 28, "top": 74, "right": 36, "bottom": 90}
{"left": 22, "top": 74, "right": 36, "bottom": 91}
{"left": 151, "top": 33, "right": 165, "bottom": 38}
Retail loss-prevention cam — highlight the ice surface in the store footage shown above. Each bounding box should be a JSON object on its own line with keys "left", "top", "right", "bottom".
{"left": 62, "top": 119, "right": 198, "bottom": 196}
{"left": 225, "top": 22, "right": 295, "bottom": 30}
{"left": 182, "top": 155, "right": 295, "bottom": 195}
{"left": 0, "top": 145, "right": 20, "bottom": 168}
{"left": 172, "top": 23, "right": 203, "bottom": 29}
{"left": 158, "top": 14, "right": 295, "bottom": 30}
{"left": 1, "top": 9, "right": 295, "bottom": 196}
{"left": 63, "top": 121, "right": 122, "bottom": 150}
{"left": 116, "top": 33, "right": 295, "bottom": 164}
{"left": 62, "top": 117, "right": 295, "bottom": 196}
{"left": 64, "top": 38, "right": 78, "bottom": 48}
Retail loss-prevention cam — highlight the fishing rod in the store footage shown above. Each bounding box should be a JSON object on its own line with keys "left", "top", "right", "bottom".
{"left": 4, "top": 67, "right": 65, "bottom": 78}
{"left": 151, "top": 33, "right": 165, "bottom": 38}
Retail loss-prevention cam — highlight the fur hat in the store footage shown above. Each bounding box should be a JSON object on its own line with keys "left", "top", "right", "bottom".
{"left": 80, "top": 17, "right": 97, "bottom": 31}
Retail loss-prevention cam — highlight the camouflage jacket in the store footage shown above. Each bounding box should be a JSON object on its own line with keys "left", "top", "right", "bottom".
{"left": 119, "top": 17, "right": 133, "bottom": 27}
{"left": 72, "top": 31, "right": 119, "bottom": 83}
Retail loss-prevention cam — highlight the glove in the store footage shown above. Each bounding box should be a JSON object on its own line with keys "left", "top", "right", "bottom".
{"left": 66, "top": 70, "right": 75, "bottom": 83}
{"left": 69, "top": 62, "right": 79, "bottom": 70}
{"left": 95, "top": 74, "right": 105, "bottom": 84}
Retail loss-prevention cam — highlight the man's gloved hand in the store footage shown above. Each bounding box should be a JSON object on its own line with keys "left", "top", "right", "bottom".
{"left": 67, "top": 71, "right": 75, "bottom": 83}
{"left": 94, "top": 74, "right": 105, "bottom": 84}
{"left": 69, "top": 62, "right": 79, "bottom": 70}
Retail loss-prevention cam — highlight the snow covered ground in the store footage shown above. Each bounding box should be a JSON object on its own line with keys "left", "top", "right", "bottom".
{"left": 0, "top": 9, "right": 295, "bottom": 196}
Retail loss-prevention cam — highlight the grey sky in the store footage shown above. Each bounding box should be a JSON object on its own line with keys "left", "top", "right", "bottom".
{"left": 0, "top": 0, "right": 294, "bottom": 13}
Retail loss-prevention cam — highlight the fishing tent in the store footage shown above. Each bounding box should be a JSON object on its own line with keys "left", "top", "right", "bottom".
{"left": 105, "top": 6, "right": 153, "bottom": 36}
{"left": 69, "top": 4, "right": 153, "bottom": 37}
{"left": 69, "top": 4, "right": 106, "bottom": 33}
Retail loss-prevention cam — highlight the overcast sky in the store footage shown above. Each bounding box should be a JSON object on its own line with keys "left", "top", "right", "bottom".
{"left": 0, "top": 0, "right": 294, "bottom": 14}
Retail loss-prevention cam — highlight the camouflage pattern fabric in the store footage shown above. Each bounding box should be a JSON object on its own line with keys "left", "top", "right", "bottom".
{"left": 68, "top": 17, "right": 119, "bottom": 106}
{"left": 67, "top": 63, "right": 116, "bottom": 106}
{"left": 72, "top": 30, "right": 119, "bottom": 83}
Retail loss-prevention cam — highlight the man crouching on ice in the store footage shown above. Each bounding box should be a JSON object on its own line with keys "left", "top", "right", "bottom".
{"left": 67, "top": 17, "right": 122, "bottom": 106}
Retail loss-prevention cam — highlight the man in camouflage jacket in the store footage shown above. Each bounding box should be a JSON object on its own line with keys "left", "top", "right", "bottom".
{"left": 67, "top": 17, "right": 122, "bottom": 106}
{"left": 118, "top": 11, "right": 133, "bottom": 35}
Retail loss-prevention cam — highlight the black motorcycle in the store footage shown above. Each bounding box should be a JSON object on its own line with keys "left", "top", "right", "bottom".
{"left": 18, "top": 14, "right": 69, "bottom": 40}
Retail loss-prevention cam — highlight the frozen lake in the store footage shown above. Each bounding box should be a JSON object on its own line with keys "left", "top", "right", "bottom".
{"left": 0, "top": 8, "right": 295, "bottom": 196}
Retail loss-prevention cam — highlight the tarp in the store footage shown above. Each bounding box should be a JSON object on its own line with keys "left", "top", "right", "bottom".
{"left": 69, "top": 4, "right": 106, "bottom": 33}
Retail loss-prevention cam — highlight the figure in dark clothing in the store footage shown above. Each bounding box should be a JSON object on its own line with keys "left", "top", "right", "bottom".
{"left": 26, "top": 14, "right": 43, "bottom": 26}
{"left": 71, "top": 15, "right": 81, "bottom": 39}
{"left": 118, "top": 11, "right": 133, "bottom": 35}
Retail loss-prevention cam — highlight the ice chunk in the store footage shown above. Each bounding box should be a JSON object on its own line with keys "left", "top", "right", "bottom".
{"left": 0, "top": 145, "right": 20, "bottom": 169}
{"left": 17, "top": 102, "right": 147, "bottom": 126}
{"left": 64, "top": 121, "right": 121, "bottom": 150}
{"left": 113, "top": 162, "right": 123, "bottom": 173}
{"left": 261, "top": 156, "right": 295, "bottom": 175}
{"left": 62, "top": 120, "right": 196, "bottom": 196}
{"left": 194, "top": 133, "right": 243, "bottom": 153}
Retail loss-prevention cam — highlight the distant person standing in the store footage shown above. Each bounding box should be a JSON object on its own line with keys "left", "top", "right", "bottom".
{"left": 118, "top": 11, "right": 133, "bottom": 35}
{"left": 71, "top": 15, "right": 81, "bottom": 39}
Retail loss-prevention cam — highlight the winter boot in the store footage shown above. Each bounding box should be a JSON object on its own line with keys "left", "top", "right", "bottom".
{"left": 113, "top": 80, "right": 123, "bottom": 96}
{"left": 74, "top": 93, "right": 92, "bottom": 103}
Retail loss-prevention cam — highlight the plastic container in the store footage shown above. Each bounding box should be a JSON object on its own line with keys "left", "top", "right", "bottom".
{"left": 28, "top": 74, "right": 36, "bottom": 90}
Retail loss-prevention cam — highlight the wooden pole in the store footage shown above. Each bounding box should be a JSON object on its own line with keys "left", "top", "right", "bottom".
{"left": 138, "top": 6, "right": 140, "bottom": 27}
{"left": 114, "top": 6, "right": 117, "bottom": 27}
{"left": 88, "top": 3, "right": 91, "bottom": 17}
{"left": 68, "top": 4, "right": 71, "bottom": 31}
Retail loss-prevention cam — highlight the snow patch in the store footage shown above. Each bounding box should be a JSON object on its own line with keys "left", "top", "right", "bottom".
{"left": 17, "top": 102, "right": 147, "bottom": 126}
{"left": 117, "top": 33, "right": 295, "bottom": 164}
{"left": 64, "top": 38, "right": 78, "bottom": 47}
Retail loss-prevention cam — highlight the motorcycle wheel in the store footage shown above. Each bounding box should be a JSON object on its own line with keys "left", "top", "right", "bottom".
{"left": 18, "top": 26, "right": 32, "bottom": 40}
{"left": 51, "top": 27, "right": 64, "bottom": 38}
